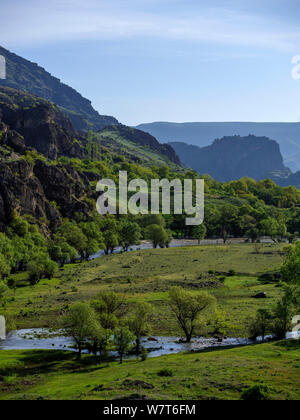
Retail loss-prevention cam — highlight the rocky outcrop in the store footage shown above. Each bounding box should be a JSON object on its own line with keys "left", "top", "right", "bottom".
{"left": 170, "top": 135, "right": 291, "bottom": 182}
{"left": 0, "top": 45, "right": 118, "bottom": 131}
{"left": 0, "top": 158, "right": 94, "bottom": 231}
{"left": 0, "top": 87, "right": 86, "bottom": 160}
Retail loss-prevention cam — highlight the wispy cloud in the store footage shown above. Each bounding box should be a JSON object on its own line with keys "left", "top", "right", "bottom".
{"left": 0, "top": 0, "right": 299, "bottom": 52}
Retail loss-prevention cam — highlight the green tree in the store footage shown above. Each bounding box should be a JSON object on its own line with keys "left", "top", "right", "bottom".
{"left": 113, "top": 326, "right": 135, "bottom": 364}
{"left": 168, "top": 286, "right": 215, "bottom": 342}
{"left": 118, "top": 220, "right": 141, "bottom": 252}
{"left": 128, "top": 302, "right": 153, "bottom": 355}
{"left": 192, "top": 224, "right": 207, "bottom": 245}
{"left": 249, "top": 309, "right": 272, "bottom": 342}
{"left": 272, "top": 283, "right": 298, "bottom": 339}
{"left": 281, "top": 241, "right": 300, "bottom": 285}
{"left": 63, "top": 302, "right": 98, "bottom": 359}
{"left": 92, "top": 290, "right": 125, "bottom": 330}
{"left": 145, "top": 224, "right": 168, "bottom": 248}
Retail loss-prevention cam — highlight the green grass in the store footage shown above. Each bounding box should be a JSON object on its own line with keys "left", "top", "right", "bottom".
{"left": 0, "top": 340, "right": 299, "bottom": 400}
{"left": 1, "top": 243, "right": 287, "bottom": 336}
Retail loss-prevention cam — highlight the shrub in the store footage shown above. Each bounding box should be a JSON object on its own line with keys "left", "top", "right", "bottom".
{"left": 227, "top": 269, "right": 236, "bottom": 276}
{"left": 157, "top": 368, "right": 174, "bottom": 377}
{"left": 241, "top": 384, "right": 273, "bottom": 400}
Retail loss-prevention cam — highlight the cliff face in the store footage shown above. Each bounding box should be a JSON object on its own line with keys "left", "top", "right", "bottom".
{"left": 0, "top": 46, "right": 118, "bottom": 131}
{"left": 170, "top": 135, "right": 291, "bottom": 182}
{"left": 0, "top": 158, "right": 93, "bottom": 231}
{"left": 0, "top": 87, "right": 86, "bottom": 160}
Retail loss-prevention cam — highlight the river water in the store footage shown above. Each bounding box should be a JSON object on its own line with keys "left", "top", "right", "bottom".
{"left": 1, "top": 328, "right": 298, "bottom": 358}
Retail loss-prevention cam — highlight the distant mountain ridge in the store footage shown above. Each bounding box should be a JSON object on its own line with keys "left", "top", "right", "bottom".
{"left": 136, "top": 121, "right": 300, "bottom": 172}
{"left": 170, "top": 135, "right": 293, "bottom": 184}
{"left": 0, "top": 46, "right": 118, "bottom": 131}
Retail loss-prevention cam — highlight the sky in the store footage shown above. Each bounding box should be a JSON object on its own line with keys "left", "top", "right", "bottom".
{"left": 1, "top": 0, "right": 300, "bottom": 125}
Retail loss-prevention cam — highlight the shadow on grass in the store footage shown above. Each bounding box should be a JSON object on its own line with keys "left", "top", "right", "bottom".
{"left": 4, "top": 350, "right": 113, "bottom": 377}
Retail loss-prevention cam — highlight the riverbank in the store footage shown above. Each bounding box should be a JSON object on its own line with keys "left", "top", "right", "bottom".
{"left": 1, "top": 339, "right": 299, "bottom": 400}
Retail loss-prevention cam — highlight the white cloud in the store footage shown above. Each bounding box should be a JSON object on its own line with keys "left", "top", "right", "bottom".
{"left": 0, "top": 0, "right": 299, "bottom": 52}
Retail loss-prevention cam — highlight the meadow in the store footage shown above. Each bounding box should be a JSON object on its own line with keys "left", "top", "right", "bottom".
{"left": 2, "top": 242, "right": 287, "bottom": 337}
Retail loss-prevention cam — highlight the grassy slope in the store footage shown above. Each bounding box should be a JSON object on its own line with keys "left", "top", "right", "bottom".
{"left": 0, "top": 340, "right": 299, "bottom": 400}
{"left": 98, "top": 129, "right": 181, "bottom": 169}
{"left": 3, "top": 243, "right": 286, "bottom": 336}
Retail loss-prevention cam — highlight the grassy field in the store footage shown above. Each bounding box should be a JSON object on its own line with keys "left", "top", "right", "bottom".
{"left": 1, "top": 243, "right": 287, "bottom": 337}
{"left": 0, "top": 339, "right": 299, "bottom": 400}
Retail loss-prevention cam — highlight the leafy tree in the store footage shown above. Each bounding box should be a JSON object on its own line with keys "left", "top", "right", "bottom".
{"left": 128, "top": 302, "right": 153, "bottom": 355}
{"left": 0, "top": 253, "right": 11, "bottom": 279}
{"left": 271, "top": 283, "right": 298, "bottom": 339}
{"left": 0, "top": 281, "right": 8, "bottom": 300}
{"left": 63, "top": 302, "right": 98, "bottom": 359}
{"left": 281, "top": 241, "right": 300, "bottom": 285}
{"left": 118, "top": 220, "right": 141, "bottom": 252}
{"left": 168, "top": 286, "right": 215, "bottom": 342}
{"left": 27, "top": 253, "right": 58, "bottom": 285}
{"left": 249, "top": 309, "right": 272, "bottom": 342}
{"left": 92, "top": 290, "right": 125, "bottom": 330}
{"left": 145, "top": 224, "right": 168, "bottom": 248}
{"left": 192, "top": 224, "right": 207, "bottom": 245}
{"left": 113, "top": 326, "right": 135, "bottom": 363}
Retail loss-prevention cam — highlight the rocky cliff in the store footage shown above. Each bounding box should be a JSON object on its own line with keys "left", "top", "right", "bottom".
{"left": 170, "top": 135, "right": 291, "bottom": 182}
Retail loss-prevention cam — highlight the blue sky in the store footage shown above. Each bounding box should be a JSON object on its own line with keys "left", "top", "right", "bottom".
{"left": 1, "top": 0, "right": 300, "bottom": 125}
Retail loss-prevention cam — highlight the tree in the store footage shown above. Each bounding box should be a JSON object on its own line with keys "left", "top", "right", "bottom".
{"left": 92, "top": 290, "right": 125, "bottom": 330}
{"left": 27, "top": 253, "right": 58, "bottom": 285}
{"left": 128, "top": 302, "right": 153, "bottom": 355}
{"left": 271, "top": 284, "right": 298, "bottom": 339}
{"left": 0, "top": 253, "right": 11, "bottom": 280}
{"left": 112, "top": 326, "right": 135, "bottom": 363}
{"left": 145, "top": 224, "right": 168, "bottom": 248}
{"left": 168, "top": 286, "right": 215, "bottom": 342}
{"left": 119, "top": 220, "right": 141, "bottom": 252}
{"left": 249, "top": 309, "right": 272, "bottom": 342}
{"left": 0, "top": 281, "right": 8, "bottom": 300}
{"left": 281, "top": 241, "right": 300, "bottom": 285}
{"left": 63, "top": 302, "right": 98, "bottom": 359}
{"left": 192, "top": 224, "right": 207, "bottom": 245}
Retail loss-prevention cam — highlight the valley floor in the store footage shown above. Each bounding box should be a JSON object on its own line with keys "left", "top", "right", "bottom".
{"left": 3, "top": 243, "right": 287, "bottom": 337}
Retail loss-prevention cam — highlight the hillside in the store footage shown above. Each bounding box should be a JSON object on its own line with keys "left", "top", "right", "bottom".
{"left": 0, "top": 87, "right": 182, "bottom": 230}
{"left": 170, "top": 135, "right": 291, "bottom": 182}
{"left": 136, "top": 121, "right": 300, "bottom": 172}
{"left": 0, "top": 46, "right": 118, "bottom": 131}
{"left": 98, "top": 125, "right": 181, "bottom": 167}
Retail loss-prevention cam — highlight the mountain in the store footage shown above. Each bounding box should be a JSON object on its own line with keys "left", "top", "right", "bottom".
{"left": 0, "top": 46, "right": 118, "bottom": 131}
{"left": 169, "top": 135, "right": 291, "bottom": 182}
{"left": 0, "top": 87, "right": 182, "bottom": 230}
{"left": 136, "top": 122, "right": 300, "bottom": 172}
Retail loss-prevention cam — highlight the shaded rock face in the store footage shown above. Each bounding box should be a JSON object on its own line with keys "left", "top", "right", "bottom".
{"left": 0, "top": 45, "right": 118, "bottom": 131}
{"left": 170, "top": 135, "right": 291, "bottom": 182}
{"left": 0, "top": 87, "right": 86, "bottom": 160}
{"left": 0, "top": 158, "right": 93, "bottom": 231}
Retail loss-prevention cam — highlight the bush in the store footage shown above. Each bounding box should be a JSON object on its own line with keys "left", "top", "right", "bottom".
{"left": 157, "top": 368, "right": 174, "bottom": 377}
{"left": 241, "top": 384, "right": 273, "bottom": 400}
{"left": 227, "top": 269, "right": 236, "bottom": 276}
